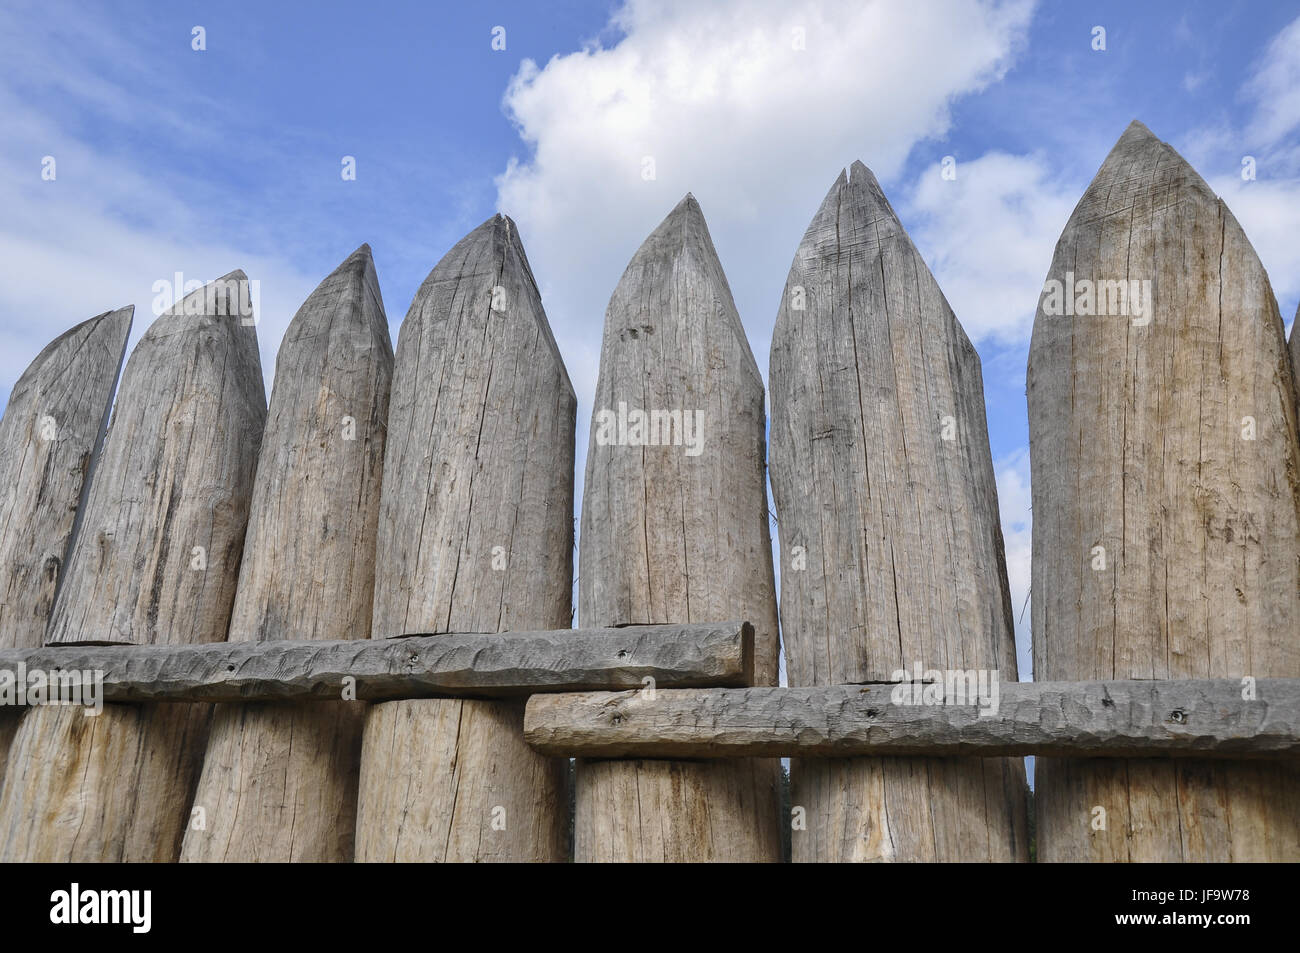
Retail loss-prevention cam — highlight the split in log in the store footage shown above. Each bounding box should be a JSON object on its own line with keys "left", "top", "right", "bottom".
{"left": 44, "top": 272, "right": 266, "bottom": 648}
{"left": 356, "top": 214, "right": 577, "bottom": 863}
{"left": 524, "top": 680, "right": 1300, "bottom": 759}
{"left": 768, "top": 161, "right": 1027, "bottom": 861}
{"left": 1028, "top": 120, "right": 1300, "bottom": 861}
{"left": 0, "top": 271, "right": 265, "bottom": 862}
{"left": 182, "top": 245, "right": 393, "bottom": 862}
{"left": 0, "top": 621, "right": 752, "bottom": 702}
{"left": 0, "top": 307, "right": 131, "bottom": 788}
{"left": 1289, "top": 309, "right": 1299, "bottom": 420}
{"left": 577, "top": 194, "right": 781, "bottom": 863}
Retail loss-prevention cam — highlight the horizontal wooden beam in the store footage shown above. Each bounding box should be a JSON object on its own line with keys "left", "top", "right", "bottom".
{"left": 523, "top": 679, "right": 1300, "bottom": 759}
{"left": 0, "top": 622, "right": 753, "bottom": 703}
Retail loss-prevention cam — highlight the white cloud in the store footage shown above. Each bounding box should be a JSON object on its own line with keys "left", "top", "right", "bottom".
{"left": 904, "top": 152, "right": 1079, "bottom": 345}
{"left": 497, "top": 0, "right": 1035, "bottom": 404}
{"left": 0, "top": 31, "right": 320, "bottom": 402}
{"left": 1188, "top": 13, "right": 1300, "bottom": 323}
{"left": 0, "top": 131, "right": 316, "bottom": 398}
{"left": 1244, "top": 15, "right": 1300, "bottom": 148}
{"left": 496, "top": 0, "right": 1038, "bottom": 633}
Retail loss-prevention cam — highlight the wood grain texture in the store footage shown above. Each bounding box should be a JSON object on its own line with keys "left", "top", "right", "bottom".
{"left": 1028, "top": 120, "right": 1300, "bottom": 861}
{"left": 0, "top": 271, "right": 265, "bottom": 861}
{"left": 577, "top": 194, "right": 781, "bottom": 863}
{"left": 769, "top": 162, "right": 1027, "bottom": 862}
{"left": 0, "top": 307, "right": 132, "bottom": 650}
{"left": 0, "top": 307, "right": 131, "bottom": 790}
{"left": 525, "top": 680, "right": 1300, "bottom": 758}
{"left": 359, "top": 698, "right": 565, "bottom": 861}
{"left": 0, "top": 621, "right": 752, "bottom": 701}
{"left": 0, "top": 703, "right": 212, "bottom": 862}
{"left": 183, "top": 245, "right": 392, "bottom": 862}
{"left": 356, "top": 215, "right": 576, "bottom": 862}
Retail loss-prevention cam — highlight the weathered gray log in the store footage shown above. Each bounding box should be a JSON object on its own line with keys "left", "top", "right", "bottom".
{"left": 181, "top": 246, "right": 392, "bottom": 862}
{"left": 768, "top": 161, "right": 1027, "bottom": 862}
{"left": 0, "top": 272, "right": 265, "bottom": 862}
{"left": 0, "top": 308, "right": 131, "bottom": 789}
{"left": 1028, "top": 120, "right": 1300, "bottom": 862}
{"left": 525, "top": 680, "right": 1300, "bottom": 758}
{"left": 0, "top": 621, "right": 751, "bottom": 702}
{"left": 356, "top": 214, "right": 576, "bottom": 862}
{"left": 0, "top": 308, "right": 132, "bottom": 650}
{"left": 576, "top": 194, "right": 781, "bottom": 862}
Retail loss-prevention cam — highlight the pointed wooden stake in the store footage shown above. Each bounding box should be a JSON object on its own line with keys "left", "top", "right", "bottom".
{"left": 576, "top": 194, "right": 781, "bottom": 862}
{"left": 0, "top": 273, "right": 265, "bottom": 861}
{"left": 355, "top": 216, "right": 576, "bottom": 862}
{"left": 0, "top": 307, "right": 132, "bottom": 787}
{"left": 769, "top": 162, "right": 1028, "bottom": 861}
{"left": 1028, "top": 120, "right": 1300, "bottom": 861}
{"left": 181, "top": 245, "right": 393, "bottom": 862}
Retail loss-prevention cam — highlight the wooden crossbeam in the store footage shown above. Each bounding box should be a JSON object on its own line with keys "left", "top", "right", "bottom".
{"left": 523, "top": 679, "right": 1300, "bottom": 759}
{"left": 0, "top": 622, "right": 752, "bottom": 703}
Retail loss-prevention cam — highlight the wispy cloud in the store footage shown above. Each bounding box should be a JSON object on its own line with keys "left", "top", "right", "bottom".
{"left": 1243, "top": 15, "right": 1300, "bottom": 150}
{"left": 904, "top": 151, "right": 1079, "bottom": 346}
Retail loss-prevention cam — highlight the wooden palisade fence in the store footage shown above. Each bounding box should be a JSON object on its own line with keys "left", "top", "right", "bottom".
{"left": 356, "top": 214, "right": 575, "bottom": 862}
{"left": 1027, "top": 121, "right": 1300, "bottom": 861}
{"left": 0, "top": 275, "right": 264, "bottom": 861}
{"left": 0, "top": 308, "right": 132, "bottom": 786}
{"left": 769, "top": 161, "right": 1027, "bottom": 861}
{"left": 0, "top": 120, "right": 1296, "bottom": 863}
{"left": 576, "top": 194, "right": 781, "bottom": 861}
{"left": 181, "top": 245, "right": 393, "bottom": 861}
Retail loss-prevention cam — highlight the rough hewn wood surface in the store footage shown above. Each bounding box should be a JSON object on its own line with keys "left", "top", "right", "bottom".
{"left": 1028, "top": 120, "right": 1300, "bottom": 861}
{"left": 0, "top": 621, "right": 752, "bottom": 702}
{"left": 360, "top": 698, "right": 565, "bottom": 861}
{"left": 576, "top": 194, "right": 781, "bottom": 863}
{"left": 525, "top": 680, "right": 1300, "bottom": 758}
{"left": 0, "top": 308, "right": 131, "bottom": 789}
{"left": 356, "top": 214, "right": 575, "bottom": 862}
{"left": 769, "top": 162, "right": 1027, "bottom": 862}
{"left": 0, "top": 272, "right": 265, "bottom": 861}
{"left": 182, "top": 245, "right": 392, "bottom": 862}
{"left": 0, "top": 308, "right": 132, "bottom": 650}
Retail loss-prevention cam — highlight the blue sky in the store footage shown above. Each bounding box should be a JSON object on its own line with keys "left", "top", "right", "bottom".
{"left": 3, "top": 0, "right": 1300, "bottom": 685}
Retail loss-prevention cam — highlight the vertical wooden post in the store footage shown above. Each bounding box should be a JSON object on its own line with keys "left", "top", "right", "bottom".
{"left": 181, "top": 246, "right": 393, "bottom": 862}
{"left": 1029, "top": 121, "right": 1300, "bottom": 861}
{"left": 0, "top": 273, "right": 265, "bottom": 861}
{"left": 575, "top": 194, "right": 781, "bottom": 862}
{"left": 0, "top": 308, "right": 132, "bottom": 787}
{"left": 769, "top": 162, "right": 1028, "bottom": 862}
{"left": 355, "top": 215, "right": 575, "bottom": 862}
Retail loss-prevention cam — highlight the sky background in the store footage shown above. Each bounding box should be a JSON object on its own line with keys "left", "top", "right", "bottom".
{"left": 3, "top": 0, "right": 1300, "bottom": 694}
